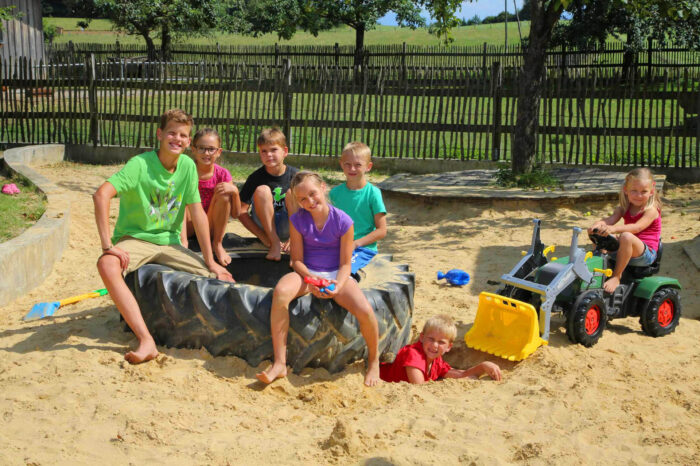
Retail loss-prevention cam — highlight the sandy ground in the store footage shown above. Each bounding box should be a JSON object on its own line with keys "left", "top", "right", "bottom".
{"left": 1, "top": 162, "right": 699, "bottom": 465}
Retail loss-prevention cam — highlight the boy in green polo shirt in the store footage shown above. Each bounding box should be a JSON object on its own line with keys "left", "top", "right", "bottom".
{"left": 94, "top": 109, "right": 233, "bottom": 364}
{"left": 330, "top": 141, "right": 387, "bottom": 274}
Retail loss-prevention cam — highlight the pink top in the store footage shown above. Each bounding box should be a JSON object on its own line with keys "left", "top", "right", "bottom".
{"left": 623, "top": 208, "right": 661, "bottom": 252}
{"left": 198, "top": 164, "right": 232, "bottom": 213}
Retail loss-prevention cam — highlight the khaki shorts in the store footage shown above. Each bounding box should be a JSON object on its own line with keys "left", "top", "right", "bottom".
{"left": 113, "top": 236, "right": 215, "bottom": 278}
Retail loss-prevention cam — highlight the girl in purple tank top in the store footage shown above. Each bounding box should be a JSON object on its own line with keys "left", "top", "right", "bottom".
{"left": 256, "top": 171, "right": 381, "bottom": 388}
{"left": 588, "top": 168, "right": 662, "bottom": 293}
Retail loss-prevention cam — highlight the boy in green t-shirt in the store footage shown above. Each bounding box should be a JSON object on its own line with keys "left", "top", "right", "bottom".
{"left": 329, "top": 141, "right": 387, "bottom": 274}
{"left": 94, "top": 109, "right": 233, "bottom": 364}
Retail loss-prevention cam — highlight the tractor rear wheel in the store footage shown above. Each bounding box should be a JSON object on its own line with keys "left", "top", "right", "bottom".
{"left": 640, "top": 287, "right": 681, "bottom": 337}
{"left": 567, "top": 293, "right": 607, "bottom": 347}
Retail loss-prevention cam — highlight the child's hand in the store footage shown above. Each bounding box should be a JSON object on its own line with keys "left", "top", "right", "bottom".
{"left": 588, "top": 220, "right": 607, "bottom": 235}
{"left": 210, "top": 263, "right": 234, "bottom": 282}
{"left": 215, "top": 182, "right": 235, "bottom": 196}
{"left": 104, "top": 246, "right": 130, "bottom": 271}
{"left": 479, "top": 361, "right": 502, "bottom": 381}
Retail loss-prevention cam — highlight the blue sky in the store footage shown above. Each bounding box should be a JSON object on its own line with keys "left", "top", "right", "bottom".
{"left": 379, "top": 1, "right": 522, "bottom": 26}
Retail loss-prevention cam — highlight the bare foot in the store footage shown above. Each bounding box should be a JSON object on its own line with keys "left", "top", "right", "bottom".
{"left": 256, "top": 363, "right": 287, "bottom": 384}
{"left": 603, "top": 276, "right": 620, "bottom": 293}
{"left": 364, "top": 359, "right": 381, "bottom": 387}
{"left": 124, "top": 338, "right": 159, "bottom": 364}
{"left": 265, "top": 242, "right": 282, "bottom": 261}
{"left": 214, "top": 243, "right": 232, "bottom": 266}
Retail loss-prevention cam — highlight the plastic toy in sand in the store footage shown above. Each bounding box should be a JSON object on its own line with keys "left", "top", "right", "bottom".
{"left": 304, "top": 275, "right": 336, "bottom": 293}
{"left": 437, "top": 269, "right": 470, "bottom": 286}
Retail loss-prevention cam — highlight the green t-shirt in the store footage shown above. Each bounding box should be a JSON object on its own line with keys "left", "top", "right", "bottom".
{"left": 108, "top": 151, "right": 200, "bottom": 245}
{"left": 330, "top": 182, "right": 386, "bottom": 252}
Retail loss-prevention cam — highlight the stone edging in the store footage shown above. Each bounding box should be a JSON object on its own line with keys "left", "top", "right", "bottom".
{"left": 0, "top": 145, "right": 70, "bottom": 307}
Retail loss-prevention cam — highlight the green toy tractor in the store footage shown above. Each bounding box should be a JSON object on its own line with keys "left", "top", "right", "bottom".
{"left": 465, "top": 219, "right": 682, "bottom": 360}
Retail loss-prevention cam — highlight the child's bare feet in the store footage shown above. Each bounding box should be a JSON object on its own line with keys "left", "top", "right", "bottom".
{"left": 214, "top": 243, "right": 232, "bottom": 266}
{"left": 266, "top": 242, "right": 282, "bottom": 261}
{"left": 125, "top": 338, "right": 159, "bottom": 364}
{"left": 256, "top": 363, "right": 287, "bottom": 384}
{"left": 603, "top": 276, "right": 620, "bottom": 293}
{"left": 364, "top": 359, "right": 381, "bottom": 387}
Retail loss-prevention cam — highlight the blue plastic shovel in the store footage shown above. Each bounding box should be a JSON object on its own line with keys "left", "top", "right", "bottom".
{"left": 24, "top": 288, "right": 108, "bottom": 321}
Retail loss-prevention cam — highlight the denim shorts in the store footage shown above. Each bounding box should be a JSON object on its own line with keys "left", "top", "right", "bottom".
{"left": 250, "top": 200, "right": 290, "bottom": 241}
{"left": 627, "top": 244, "right": 657, "bottom": 267}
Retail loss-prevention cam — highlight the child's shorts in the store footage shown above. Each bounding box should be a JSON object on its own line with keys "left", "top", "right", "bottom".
{"left": 307, "top": 269, "right": 338, "bottom": 281}
{"left": 351, "top": 247, "right": 378, "bottom": 274}
{"left": 250, "top": 200, "right": 290, "bottom": 241}
{"left": 110, "top": 236, "right": 216, "bottom": 277}
{"left": 627, "top": 244, "right": 657, "bottom": 267}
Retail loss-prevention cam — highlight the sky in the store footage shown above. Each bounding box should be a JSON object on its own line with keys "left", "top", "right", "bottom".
{"left": 378, "top": 1, "right": 521, "bottom": 26}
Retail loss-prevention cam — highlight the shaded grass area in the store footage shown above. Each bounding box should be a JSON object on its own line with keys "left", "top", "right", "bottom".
{"left": 0, "top": 173, "right": 47, "bottom": 242}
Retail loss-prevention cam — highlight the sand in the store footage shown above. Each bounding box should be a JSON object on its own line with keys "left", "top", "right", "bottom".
{"left": 1, "top": 162, "right": 699, "bottom": 465}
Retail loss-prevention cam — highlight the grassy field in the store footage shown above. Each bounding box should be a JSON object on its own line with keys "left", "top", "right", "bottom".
{"left": 46, "top": 19, "right": 531, "bottom": 47}
{"left": 0, "top": 172, "right": 47, "bottom": 242}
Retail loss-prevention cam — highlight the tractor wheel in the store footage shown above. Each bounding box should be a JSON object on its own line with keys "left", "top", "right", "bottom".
{"left": 124, "top": 253, "right": 414, "bottom": 374}
{"left": 566, "top": 293, "right": 607, "bottom": 347}
{"left": 640, "top": 287, "right": 681, "bottom": 337}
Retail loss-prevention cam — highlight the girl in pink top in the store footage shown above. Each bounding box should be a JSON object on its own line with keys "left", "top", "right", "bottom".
{"left": 181, "top": 128, "right": 241, "bottom": 266}
{"left": 588, "top": 168, "right": 662, "bottom": 293}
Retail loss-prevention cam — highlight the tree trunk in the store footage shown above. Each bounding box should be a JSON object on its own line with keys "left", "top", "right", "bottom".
{"left": 354, "top": 24, "right": 365, "bottom": 69}
{"left": 161, "top": 23, "right": 172, "bottom": 62}
{"left": 143, "top": 34, "right": 157, "bottom": 61}
{"left": 512, "top": 0, "right": 563, "bottom": 174}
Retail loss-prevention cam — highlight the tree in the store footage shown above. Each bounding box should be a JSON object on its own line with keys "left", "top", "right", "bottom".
{"left": 1, "top": 6, "right": 19, "bottom": 30}
{"left": 92, "top": 0, "right": 219, "bottom": 60}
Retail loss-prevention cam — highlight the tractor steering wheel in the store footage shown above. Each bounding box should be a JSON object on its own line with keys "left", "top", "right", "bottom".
{"left": 588, "top": 229, "right": 620, "bottom": 252}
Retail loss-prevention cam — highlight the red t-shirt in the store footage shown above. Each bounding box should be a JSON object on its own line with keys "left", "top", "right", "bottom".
{"left": 198, "top": 164, "right": 232, "bottom": 213}
{"left": 380, "top": 341, "right": 452, "bottom": 383}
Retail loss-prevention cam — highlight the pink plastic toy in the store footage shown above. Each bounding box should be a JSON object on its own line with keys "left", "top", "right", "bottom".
{"left": 1, "top": 183, "right": 20, "bottom": 195}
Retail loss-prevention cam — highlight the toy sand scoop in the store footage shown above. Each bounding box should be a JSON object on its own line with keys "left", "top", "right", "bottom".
{"left": 24, "top": 288, "right": 108, "bottom": 321}
{"left": 465, "top": 292, "right": 547, "bottom": 361}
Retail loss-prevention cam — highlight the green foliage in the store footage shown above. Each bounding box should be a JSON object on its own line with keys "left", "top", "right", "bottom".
{"left": 0, "top": 174, "right": 47, "bottom": 242}
{"left": 42, "top": 18, "right": 58, "bottom": 44}
{"left": 495, "top": 164, "right": 562, "bottom": 190}
{"left": 0, "top": 6, "right": 19, "bottom": 31}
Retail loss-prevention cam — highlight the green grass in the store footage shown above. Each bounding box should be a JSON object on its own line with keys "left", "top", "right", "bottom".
{"left": 45, "top": 20, "right": 531, "bottom": 47}
{"left": 0, "top": 173, "right": 47, "bottom": 242}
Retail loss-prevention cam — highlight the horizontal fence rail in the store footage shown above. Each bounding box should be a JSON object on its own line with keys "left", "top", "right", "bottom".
{"left": 1, "top": 55, "right": 698, "bottom": 167}
{"left": 46, "top": 40, "right": 700, "bottom": 72}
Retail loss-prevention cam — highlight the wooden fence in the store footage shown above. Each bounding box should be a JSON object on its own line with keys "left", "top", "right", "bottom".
{"left": 1, "top": 55, "right": 698, "bottom": 167}
{"left": 46, "top": 40, "right": 700, "bottom": 72}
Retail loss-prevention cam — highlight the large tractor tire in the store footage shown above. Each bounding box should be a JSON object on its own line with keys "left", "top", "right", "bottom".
{"left": 124, "top": 236, "right": 414, "bottom": 374}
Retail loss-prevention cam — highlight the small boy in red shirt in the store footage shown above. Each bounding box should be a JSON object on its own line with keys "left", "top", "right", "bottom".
{"left": 380, "top": 314, "right": 502, "bottom": 384}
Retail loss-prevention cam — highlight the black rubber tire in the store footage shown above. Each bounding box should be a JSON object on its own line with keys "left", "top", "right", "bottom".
{"left": 566, "top": 293, "right": 607, "bottom": 347}
{"left": 124, "top": 252, "right": 414, "bottom": 374}
{"left": 640, "top": 287, "right": 681, "bottom": 337}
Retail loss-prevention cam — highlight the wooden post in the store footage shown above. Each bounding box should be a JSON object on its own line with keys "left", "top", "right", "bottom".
{"left": 115, "top": 40, "right": 121, "bottom": 60}
{"left": 275, "top": 43, "right": 279, "bottom": 67}
{"left": 401, "top": 42, "right": 407, "bottom": 82}
{"left": 334, "top": 42, "right": 339, "bottom": 66}
{"left": 88, "top": 53, "right": 99, "bottom": 147}
{"left": 491, "top": 61, "right": 502, "bottom": 161}
{"left": 647, "top": 37, "right": 653, "bottom": 78}
{"left": 561, "top": 44, "right": 567, "bottom": 76}
{"left": 282, "top": 59, "right": 292, "bottom": 141}
{"left": 482, "top": 42, "right": 487, "bottom": 73}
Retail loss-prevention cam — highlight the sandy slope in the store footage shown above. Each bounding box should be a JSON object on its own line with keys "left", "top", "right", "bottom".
{"left": 1, "top": 162, "right": 698, "bottom": 465}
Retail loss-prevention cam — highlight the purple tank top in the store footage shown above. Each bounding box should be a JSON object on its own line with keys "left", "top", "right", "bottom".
{"left": 623, "top": 208, "right": 661, "bottom": 252}
{"left": 290, "top": 205, "right": 353, "bottom": 271}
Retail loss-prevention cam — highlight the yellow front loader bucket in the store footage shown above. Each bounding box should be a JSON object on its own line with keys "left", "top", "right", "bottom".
{"left": 465, "top": 292, "right": 547, "bottom": 361}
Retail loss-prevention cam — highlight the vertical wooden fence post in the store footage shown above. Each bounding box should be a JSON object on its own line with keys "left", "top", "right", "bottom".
{"left": 88, "top": 53, "right": 99, "bottom": 147}
{"left": 647, "top": 38, "right": 653, "bottom": 78}
{"left": 282, "top": 59, "right": 292, "bottom": 141}
{"left": 275, "top": 43, "right": 280, "bottom": 67}
{"left": 401, "top": 42, "right": 407, "bottom": 81}
{"left": 334, "top": 42, "right": 340, "bottom": 66}
{"left": 482, "top": 42, "right": 488, "bottom": 73}
{"left": 491, "top": 61, "right": 502, "bottom": 161}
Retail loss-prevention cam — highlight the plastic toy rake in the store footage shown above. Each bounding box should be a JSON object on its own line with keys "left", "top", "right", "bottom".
{"left": 24, "top": 288, "right": 108, "bottom": 321}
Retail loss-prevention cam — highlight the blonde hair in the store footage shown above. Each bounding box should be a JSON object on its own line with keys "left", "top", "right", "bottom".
{"left": 192, "top": 127, "right": 221, "bottom": 147}
{"left": 422, "top": 314, "right": 457, "bottom": 342}
{"left": 619, "top": 168, "right": 662, "bottom": 212}
{"left": 290, "top": 170, "right": 324, "bottom": 194}
{"left": 257, "top": 127, "right": 287, "bottom": 148}
{"left": 341, "top": 141, "right": 372, "bottom": 164}
{"left": 159, "top": 108, "right": 193, "bottom": 130}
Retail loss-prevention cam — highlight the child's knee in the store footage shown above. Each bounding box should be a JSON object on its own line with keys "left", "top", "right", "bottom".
{"left": 253, "top": 185, "right": 272, "bottom": 200}
{"left": 96, "top": 254, "right": 120, "bottom": 276}
{"left": 619, "top": 232, "right": 635, "bottom": 243}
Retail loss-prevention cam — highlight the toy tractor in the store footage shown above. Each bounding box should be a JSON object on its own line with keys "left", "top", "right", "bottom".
{"left": 465, "top": 219, "right": 682, "bottom": 361}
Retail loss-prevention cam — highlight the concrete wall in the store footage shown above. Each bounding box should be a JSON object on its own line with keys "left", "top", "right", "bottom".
{"left": 0, "top": 144, "right": 70, "bottom": 307}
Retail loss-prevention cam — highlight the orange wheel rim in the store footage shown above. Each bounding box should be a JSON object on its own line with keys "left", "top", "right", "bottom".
{"left": 585, "top": 305, "right": 601, "bottom": 335}
{"left": 658, "top": 299, "right": 674, "bottom": 327}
